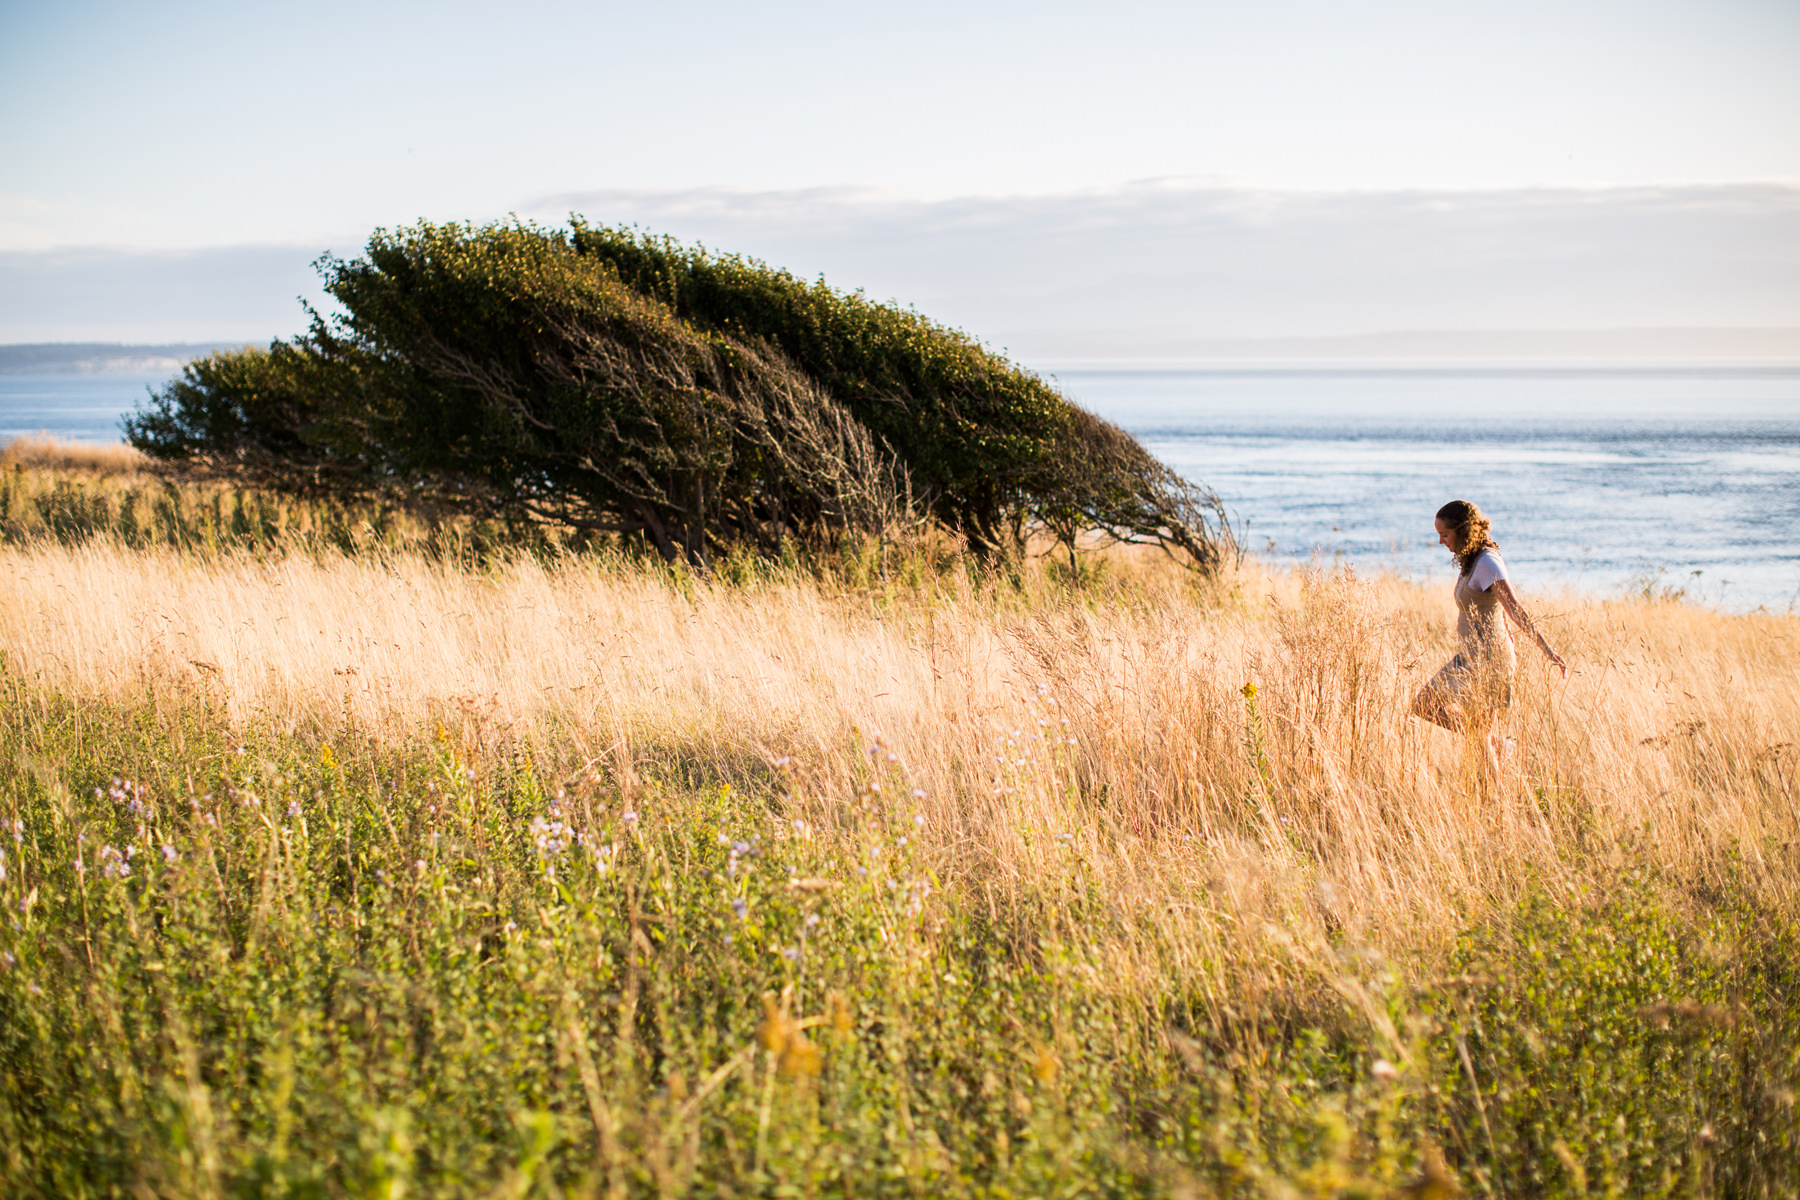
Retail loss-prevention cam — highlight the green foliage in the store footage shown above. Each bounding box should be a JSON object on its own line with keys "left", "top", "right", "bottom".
{"left": 122, "top": 343, "right": 355, "bottom": 490}
{"left": 1, "top": 669, "right": 1795, "bottom": 1198}
{"left": 568, "top": 222, "right": 1233, "bottom": 566}
{"left": 126, "top": 220, "right": 1233, "bottom": 569}
{"left": 1426, "top": 878, "right": 1800, "bottom": 1197}
{"left": 567, "top": 222, "right": 1065, "bottom": 542}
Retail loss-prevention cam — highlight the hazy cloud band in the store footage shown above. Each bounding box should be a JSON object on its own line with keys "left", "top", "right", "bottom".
{"left": 5, "top": 182, "right": 1796, "bottom": 358}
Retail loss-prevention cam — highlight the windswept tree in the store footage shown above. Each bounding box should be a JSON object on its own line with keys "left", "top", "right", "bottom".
{"left": 128, "top": 219, "right": 1234, "bottom": 569}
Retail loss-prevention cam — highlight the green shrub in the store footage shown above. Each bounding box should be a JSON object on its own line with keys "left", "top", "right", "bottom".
{"left": 126, "top": 221, "right": 1233, "bottom": 569}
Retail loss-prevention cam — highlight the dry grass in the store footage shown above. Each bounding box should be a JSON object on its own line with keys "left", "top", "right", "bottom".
{"left": 0, "top": 433, "right": 148, "bottom": 475}
{"left": 5, "top": 465, "right": 1797, "bottom": 1195}
{"left": 5, "top": 533, "right": 1794, "bottom": 991}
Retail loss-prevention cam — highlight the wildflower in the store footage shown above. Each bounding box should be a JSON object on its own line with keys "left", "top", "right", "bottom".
{"left": 161, "top": 844, "right": 177, "bottom": 862}
{"left": 1372, "top": 1059, "right": 1398, "bottom": 1081}
{"left": 913, "top": 814, "right": 925, "bottom": 827}
{"left": 502, "top": 921, "right": 518, "bottom": 933}
{"left": 528, "top": 815, "right": 572, "bottom": 858}
{"left": 414, "top": 860, "right": 426, "bottom": 872}
{"left": 731, "top": 897, "right": 748, "bottom": 919}
{"left": 98, "top": 844, "right": 130, "bottom": 879}
{"left": 287, "top": 801, "right": 302, "bottom": 817}
{"left": 622, "top": 811, "right": 638, "bottom": 826}
{"left": 804, "top": 913, "right": 820, "bottom": 929}
{"left": 911, "top": 788, "right": 926, "bottom": 800}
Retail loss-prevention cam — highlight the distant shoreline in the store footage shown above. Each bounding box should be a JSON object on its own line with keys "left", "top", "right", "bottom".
{"left": 0, "top": 342, "right": 246, "bottom": 375}
{"left": 7, "top": 329, "right": 1798, "bottom": 376}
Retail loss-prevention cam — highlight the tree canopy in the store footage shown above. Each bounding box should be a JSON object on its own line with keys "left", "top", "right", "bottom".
{"left": 126, "top": 219, "right": 1233, "bottom": 568}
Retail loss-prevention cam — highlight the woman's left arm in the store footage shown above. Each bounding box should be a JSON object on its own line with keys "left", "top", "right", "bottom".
{"left": 1490, "top": 580, "right": 1568, "bottom": 678}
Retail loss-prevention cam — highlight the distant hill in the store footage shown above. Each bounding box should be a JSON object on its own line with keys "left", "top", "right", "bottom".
{"left": 0, "top": 343, "right": 247, "bottom": 375}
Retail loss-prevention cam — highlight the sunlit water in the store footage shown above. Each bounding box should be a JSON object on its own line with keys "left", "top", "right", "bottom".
{"left": 1048, "top": 365, "right": 1800, "bottom": 612}
{"left": 6, "top": 366, "right": 1798, "bottom": 610}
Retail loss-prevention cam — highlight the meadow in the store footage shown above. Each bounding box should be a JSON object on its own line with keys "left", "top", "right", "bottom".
{"left": 2, "top": 443, "right": 1797, "bottom": 1198}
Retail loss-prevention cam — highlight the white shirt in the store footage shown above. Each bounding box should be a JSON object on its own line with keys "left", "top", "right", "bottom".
{"left": 1466, "top": 548, "right": 1508, "bottom": 593}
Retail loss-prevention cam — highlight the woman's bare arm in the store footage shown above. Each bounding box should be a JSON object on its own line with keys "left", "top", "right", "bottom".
{"left": 1489, "top": 579, "right": 1568, "bottom": 678}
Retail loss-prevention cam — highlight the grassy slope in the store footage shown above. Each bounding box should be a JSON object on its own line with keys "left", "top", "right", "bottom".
{"left": 1, "top": 458, "right": 1797, "bottom": 1198}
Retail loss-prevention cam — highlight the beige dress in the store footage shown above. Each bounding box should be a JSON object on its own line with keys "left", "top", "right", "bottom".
{"left": 1428, "top": 551, "right": 1518, "bottom": 713}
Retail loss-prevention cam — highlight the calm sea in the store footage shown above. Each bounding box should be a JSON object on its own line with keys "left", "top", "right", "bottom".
{"left": 1051, "top": 365, "right": 1800, "bottom": 612}
{"left": 5, "top": 366, "right": 1799, "bottom": 610}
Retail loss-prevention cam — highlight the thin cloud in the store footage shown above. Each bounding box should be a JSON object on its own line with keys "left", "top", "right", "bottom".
{"left": 5, "top": 182, "right": 1796, "bottom": 355}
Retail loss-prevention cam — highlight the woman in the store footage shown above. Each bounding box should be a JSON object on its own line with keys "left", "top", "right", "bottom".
{"left": 1412, "top": 500, "right": 1567, "bottom": 765}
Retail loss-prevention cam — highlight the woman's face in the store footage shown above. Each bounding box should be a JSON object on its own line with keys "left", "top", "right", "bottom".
{"left": 1435, "top": 518, "right": 1460, "bottom": 554}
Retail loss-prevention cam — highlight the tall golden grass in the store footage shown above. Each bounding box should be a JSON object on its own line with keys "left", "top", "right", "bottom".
{"left": 5, "top": 529, "right": 1794, "bottom": 996}
{"left": 0, "top": 433, "right": 148, "bottom": 474}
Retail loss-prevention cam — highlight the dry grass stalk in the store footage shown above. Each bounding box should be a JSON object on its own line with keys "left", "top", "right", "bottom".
{"left": 2, "top": 536, "right": 1795, "bottom": 997}
{"left": 0, "top": 434, "right": 149, "bottom": 475}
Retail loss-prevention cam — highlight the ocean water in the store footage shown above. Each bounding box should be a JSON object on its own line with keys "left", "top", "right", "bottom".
{"left": 0, "top": 372, "right": 166, "bottom": 445}
{"left": 5, "top": 366, "right": 1798, "bottom": 610}
{"left": 1049, "top": 365, "right": 1800, "bottom": 612}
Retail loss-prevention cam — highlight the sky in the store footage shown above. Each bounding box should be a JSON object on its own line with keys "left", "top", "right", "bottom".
{"left": 2, "top": 0, "right": 1797, "bottom": 352}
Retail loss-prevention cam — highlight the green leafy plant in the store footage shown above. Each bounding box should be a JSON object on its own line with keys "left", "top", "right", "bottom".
{"left": 125, "top": 220, "right": 1234, "bottom": 569}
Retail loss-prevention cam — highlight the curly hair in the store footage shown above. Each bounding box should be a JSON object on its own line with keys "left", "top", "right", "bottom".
{"left": 1436, "top": 499, "right": 1498, "bottom": 577}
